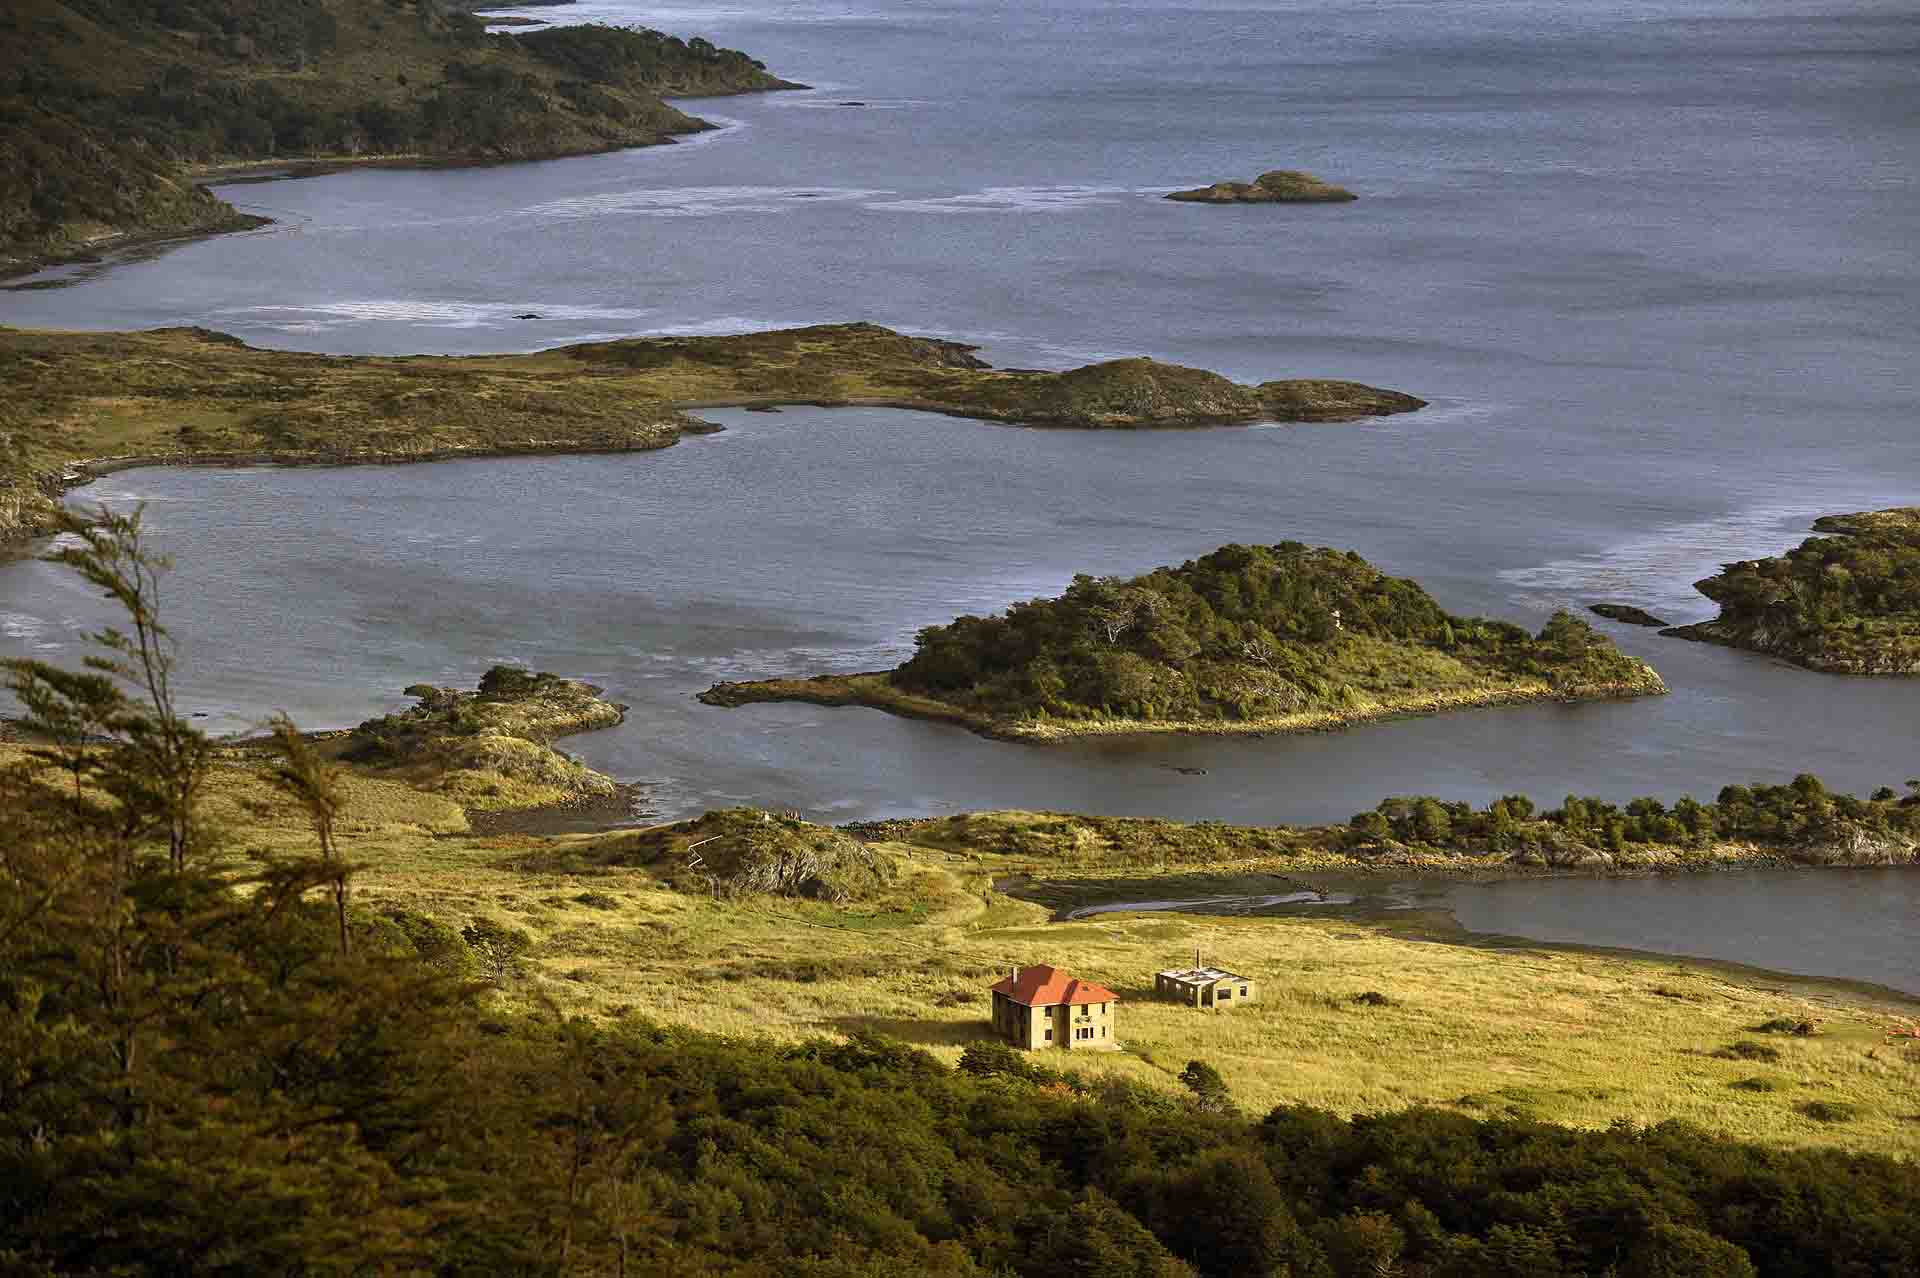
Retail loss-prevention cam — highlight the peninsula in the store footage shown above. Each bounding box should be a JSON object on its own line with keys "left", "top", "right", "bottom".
{"left": 0, "top": 0, "right": 801, "bottom": 276}
{"left": 1167, "top": 170, "right": 1358, "bottom": 203}
{"left": 0, "top": 323, "right": 1424, "bottom": 542}
{"left": 700, "top": 541, "right": 1668, "bottom": 740}
{"left": 1662, "top": 507, "right": 1920, "bottom": 673}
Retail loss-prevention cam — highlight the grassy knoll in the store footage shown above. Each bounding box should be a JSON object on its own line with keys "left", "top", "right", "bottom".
{"left": 703, "top": 542, "right": 1667, "bottom": 741}
{"left": 2, "top": 0, "right": 798, "bottom": 272}
{"left": 0, "top": 323, "right": 1424, "bottom": 539}
{"left": 1665, "top": 506, "right": 1920, "bottom": 673}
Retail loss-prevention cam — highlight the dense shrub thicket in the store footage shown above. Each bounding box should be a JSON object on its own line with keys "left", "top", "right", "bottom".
{"left": 894, "top": 543, "right": 1657, "bottom": 722}
{"left": 1349, "top": 772, "right": 1920, "bottom": 855}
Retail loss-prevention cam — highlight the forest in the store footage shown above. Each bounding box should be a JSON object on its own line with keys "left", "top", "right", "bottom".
{"left": 892, "top": 542, "right": 1661, "bottom": 723}
{"left": 0, "top": 0, "right": 789, "bottom": 265}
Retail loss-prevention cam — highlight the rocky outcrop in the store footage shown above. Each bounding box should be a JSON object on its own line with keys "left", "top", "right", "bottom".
{"left": 1589, "top": 604, "right": 1670, "bottom": 627}
{"left": 344, "top": 666, "right": 627, "bottom": 809}
{"left": 1167, "top": 170, "right": 1357, "bottom": 204}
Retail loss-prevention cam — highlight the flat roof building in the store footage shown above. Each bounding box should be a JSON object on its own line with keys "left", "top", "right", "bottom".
{"left": 1155, "top": 964, "right": 1255, "bottom": 1009}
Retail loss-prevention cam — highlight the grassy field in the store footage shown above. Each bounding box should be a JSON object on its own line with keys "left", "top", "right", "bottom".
{"left": 358, "top": 831, "right": 1920, "bottom": 1154}
{"left": 101, "top": 740, "right": 1916, "bottom": 1157}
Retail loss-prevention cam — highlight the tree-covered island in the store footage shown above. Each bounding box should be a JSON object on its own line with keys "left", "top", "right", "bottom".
{"left": 1, "top": 0, "right": 802, "bottom": 274}
{"left": 0, "top": 323, "right": 1425, "bottom": 541}
{"left": 1663, "top": 507, "right": 1920, "bottom": 673}
{"left": 702, "top": 542, "right": 1668, "bottom": 740}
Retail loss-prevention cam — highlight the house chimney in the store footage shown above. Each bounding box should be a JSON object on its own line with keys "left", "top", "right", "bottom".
{"left": 1010, "top": 965, "right": 1018, "bottom": 983}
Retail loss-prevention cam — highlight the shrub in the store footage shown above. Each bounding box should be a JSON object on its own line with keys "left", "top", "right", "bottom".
{"left": 1712, "top": 1041, "right": 1781, "bottom": 1062}
{"left": 1751, "top": 1016, "right": 1817, "bottom": 1036}
{"left": 1800, "top": 1100, "right": 1862, "bottom": 1124}
{"left": 1727, "top": 1076, "right": 1785, "bottom": 1093}
{"left": 461, "top": 917, "right": 533, "bottom": 985}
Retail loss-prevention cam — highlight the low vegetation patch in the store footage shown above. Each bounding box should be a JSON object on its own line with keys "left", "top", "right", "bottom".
{"left": 0, "top": 324, "right": 1423, "bottom": 541}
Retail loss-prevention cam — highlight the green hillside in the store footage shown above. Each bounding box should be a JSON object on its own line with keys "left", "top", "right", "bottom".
{"left": 0, "top": 0, "right": 796, "bottom": 270}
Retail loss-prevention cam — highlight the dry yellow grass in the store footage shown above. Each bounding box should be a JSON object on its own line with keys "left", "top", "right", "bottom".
{"left": 334, "top": 816, "right": 1918, "bottom": 1155}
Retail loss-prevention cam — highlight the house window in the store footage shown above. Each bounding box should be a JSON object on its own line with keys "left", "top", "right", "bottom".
{"left": 1044, "top": 1028, "right": 1052, "bottom": 1041}
{"left": 1219, "top": 989, "right": 1231, "bottom": 1001}
{"left": 1102, "top": 1026, "right": 1107, "bottom": 1038}
{"left": 1240, "top": 986, "right": 1248, "bottom": 997}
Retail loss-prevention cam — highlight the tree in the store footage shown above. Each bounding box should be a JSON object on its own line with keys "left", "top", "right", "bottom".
{"left": 6, "top": 507, "right": 211, "bottom": 874}
{"left": 267, "top": 711, "right": 350, "bottom": 955}
{"left": 1179, "top": 1059, "right": 1236, "bottom": 1115}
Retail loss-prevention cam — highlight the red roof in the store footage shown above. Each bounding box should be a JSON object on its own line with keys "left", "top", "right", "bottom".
{"left": 990, "top": 965, "right": 1118, "bottom": 1007}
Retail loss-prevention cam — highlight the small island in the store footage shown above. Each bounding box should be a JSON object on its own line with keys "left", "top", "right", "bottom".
{"left": 701, "top": 541, "right": 1667, "bottom": 741}
{"left": 0, "top": 323, "right": 1425, "bottom": 543}
{"left": 1589, "top": 603, "right": 1670, "bottom": 627}
{"left": 1167, "top": 170, "right": 1358, "bottom": 204}
{"left": 1661, "top": 507, "right": 1920, "bottom": 674}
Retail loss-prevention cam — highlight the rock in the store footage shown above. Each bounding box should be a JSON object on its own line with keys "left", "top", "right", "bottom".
{"left": 838, "top": 101, "right": 867, "bottom": 106}
{"left": 1168, "top": 169, "right": 1357, "bottom": 203}
{"left": 513, "top": 312, "right": 543, "bottom": 320}
{"left": 1589, "top": 603, "right": 1671, "bottom": 627}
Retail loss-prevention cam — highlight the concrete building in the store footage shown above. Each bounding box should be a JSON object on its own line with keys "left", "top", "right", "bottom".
{"left": 1155, "top": 964, "right": 1255, "bottom": 1009}
{"left": 988, "top": 964, "right": 1119, "bottom": 1051}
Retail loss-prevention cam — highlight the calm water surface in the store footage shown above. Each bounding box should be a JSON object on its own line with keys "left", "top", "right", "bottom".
{"left": 1066, "top": 868, "right": 1920, "bottom": 994}
{"left": 1, "top": 0, "right": 1916, "bottom": 982}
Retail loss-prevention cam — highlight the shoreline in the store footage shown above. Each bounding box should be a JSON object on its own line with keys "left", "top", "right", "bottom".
{"left": 698, "top": 670, "right": 1668, "bottom": 744}
{"left": 2, "top": 77, "right": 805, "bottom": 283}
{"left": 1021, "top": 874, "right": 1920, "bottom": 1005}
{"left": 0, "top": 322, "right": 1428, "bottom": 545}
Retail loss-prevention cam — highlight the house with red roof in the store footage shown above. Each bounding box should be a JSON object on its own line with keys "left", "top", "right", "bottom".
{"left": 988, "top": 964, "right": 1119, "bottom": 1051}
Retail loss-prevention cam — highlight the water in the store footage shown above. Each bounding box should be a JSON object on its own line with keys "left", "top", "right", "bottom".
{"left": 1059, "top": 870, "right": 1920, "bottom": 995}
{"left": 1, "top": 0, "right": 1916, "bottom": 981}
